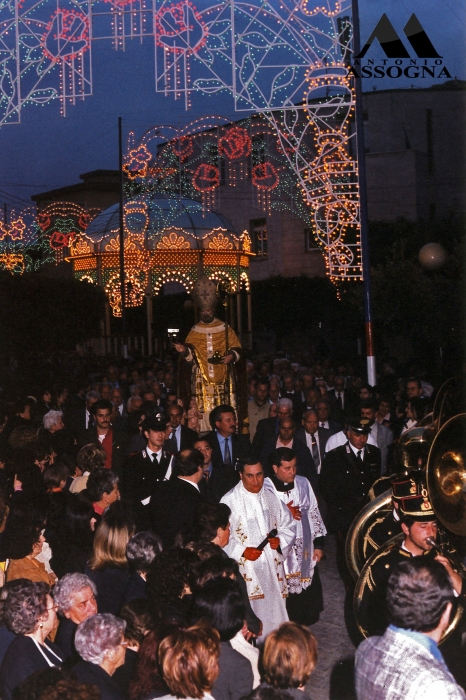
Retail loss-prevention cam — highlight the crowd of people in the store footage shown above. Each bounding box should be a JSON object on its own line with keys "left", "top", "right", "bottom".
{"left": 0, "top": 350, "right": 462, "bottom": 700}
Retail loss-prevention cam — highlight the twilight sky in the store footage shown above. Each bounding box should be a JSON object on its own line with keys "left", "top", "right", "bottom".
{"left": 0, "top": 0, "right": 463, "bottom": 212}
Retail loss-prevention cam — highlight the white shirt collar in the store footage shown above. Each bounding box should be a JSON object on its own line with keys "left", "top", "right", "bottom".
{"left": 178, "top": 476, "right": 200, "bottom": 491}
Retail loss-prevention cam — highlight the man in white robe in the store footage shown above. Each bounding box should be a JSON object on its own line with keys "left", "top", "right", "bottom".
{"left": 264, "top": 446, "right": 326, "bottom": 625}
{"left": 221, "top": 458, "right": 295, "bottom": 643}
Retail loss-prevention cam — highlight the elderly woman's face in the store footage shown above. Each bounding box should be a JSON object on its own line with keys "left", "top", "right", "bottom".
{"left": 41, "top": 594, "right": 59, "bottom": 634}
{"left": 65, "top": 586, "right": 98, "bottom": 625}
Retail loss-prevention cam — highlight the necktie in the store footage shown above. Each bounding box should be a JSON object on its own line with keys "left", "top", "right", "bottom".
{"left": 204, "top": 471, "right": 210, "bottom": 483}
{"left": 311, "top": 434, "right": 319, "bottom": 467}
{"left": 336, "top": 392, "right": 343, "bottom": 409}
{"left": 357, "top": 449, "right": 362, "bottom": 464}
{"left": 320, "top": 422, "right": 325, "bottom": 428}
{"left": 169, "top": 429, "right": 178, "bottom": 453}
{"left": 224, "top": 438, "right": 232, "bottom": 465}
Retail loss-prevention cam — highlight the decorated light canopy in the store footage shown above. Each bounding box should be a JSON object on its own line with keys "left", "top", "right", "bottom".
{"left": 67, "top": 193, "right": 253, "bottom": 316}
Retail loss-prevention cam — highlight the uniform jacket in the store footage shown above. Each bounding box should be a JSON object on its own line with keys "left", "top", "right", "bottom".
{"left": 355, "top": 626, "right": 466, "bottom": 700}
{"left": 320, "top": 442, "right": 381, "bottom": 532}
{"left": 121, "top": 448, "right": 173, "bottom": 506}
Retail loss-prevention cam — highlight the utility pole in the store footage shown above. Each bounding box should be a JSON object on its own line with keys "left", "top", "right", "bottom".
{"left": 118, "top": 117, "right": 128, "bottom": 359}
{"left": 351, "top": 0, "right": 376, "bottom": 386}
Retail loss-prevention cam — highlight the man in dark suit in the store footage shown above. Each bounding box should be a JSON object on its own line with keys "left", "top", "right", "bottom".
{"left": 315, "top": 399, "right": 342, "bottom": 436}
{"left": 149, "top": 448, "right": 205, "bottom": 547}
{"left": 259, "top": 416, "right": 319, "bottom": 495}
{"left": 163, "top": 403, "right": 198, "bottom": 455}
{"left": 327, "top": 375, "right": 357, "bottom": 423}
{"left": 67, "top": 390, "right": 100, "bottom": 439}
{"left": 205, "top": 404, "right": 250, "bottom": 472}
{"left": 110, "top": 387, "right": 128, "bottom": 431}
{"left": 252, "top": 398, "right": 293, "bottom": 459}
{"left": 76, "top": 399, "right": 127, "bottom": 474}
{"left": 195, "top": 437, "right": 237, "bottom": 503}
{"left": 121, "top": 416, "right": 173, "bottom": 524}
{"left": 281, "top": 373, "right": 305, "bottom": 422}
{"left": 295, "top": 408, "right": 330, "bottom": 474}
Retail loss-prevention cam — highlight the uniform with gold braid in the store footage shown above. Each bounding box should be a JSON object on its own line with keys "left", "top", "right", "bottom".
{"left": 348, "top": 398, "right": 466, "bottom": 645}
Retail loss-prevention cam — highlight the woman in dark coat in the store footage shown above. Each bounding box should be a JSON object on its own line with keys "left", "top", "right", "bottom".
{"left": 0, "top": 579, "right": 63, "bottom": 700}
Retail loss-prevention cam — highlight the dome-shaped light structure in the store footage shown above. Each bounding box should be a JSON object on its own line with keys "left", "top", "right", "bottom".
{"left": 67, "top": 193, "right": 253, "bottom": 317}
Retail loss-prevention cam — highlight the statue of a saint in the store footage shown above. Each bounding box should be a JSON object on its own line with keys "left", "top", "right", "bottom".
{"left": 174, "top": 277, "right": 247, "bottom": 433}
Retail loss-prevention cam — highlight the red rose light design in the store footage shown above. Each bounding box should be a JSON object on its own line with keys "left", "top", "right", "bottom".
{"left": 252, "top": 162, "right": 279, "bottom": 190}
{"left": 37, "top": 212, "right": 51, "bottom": 232}
{"left": 156, "top": 2, "right": 207, "bottom": 55}
{"left": 193, "top": 163, "right": 219, "bottom": 192}
{"left": 218, "top": 127, "right": 251, "bottom": 160}
{"left": 172, "top": 135, "right": 194, "bottom": 162}
{"left": 50, "top": 230, "right": 75, "bottom": 249}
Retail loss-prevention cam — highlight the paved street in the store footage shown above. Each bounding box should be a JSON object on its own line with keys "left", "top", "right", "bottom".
{"left": 307, "top": 535, "right": 357, "bottom": 700}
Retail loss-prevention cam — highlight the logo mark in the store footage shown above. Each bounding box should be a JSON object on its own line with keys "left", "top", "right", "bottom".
{"left": 356, "top": 14, "right": 441, "bottom": 60}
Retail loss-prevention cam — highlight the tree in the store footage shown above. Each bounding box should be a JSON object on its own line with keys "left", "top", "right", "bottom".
{"left": 0, "top": 272, "right": 106, "bottom": 355}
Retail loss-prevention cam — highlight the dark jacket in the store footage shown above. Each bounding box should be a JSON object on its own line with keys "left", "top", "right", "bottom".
{"left": 84, "top": 564, "right": 130, "bottom": 615}
{"left": 123, "top": 572, "right": 147, "bottom": 604}
{"left": 76, "top": 427, "right": 127, "bottom": 474}
{"left": 205, "top": 431, "right": 251, "bottom": 471}
{"left": 163, "top": 425, "right": 199, "bottom": 454}
{"left": 55, "top": 617, "right": 78, "bottom": 664}
{"left": 0, "top": 635, "right": 63, "bottom": 700}
{"left": 294, "top": 425, "right": 330, "bottom": 468}
{"left": 211, "top": 641, "right": 254, "bottom": 700}
{"left": 72, "top": 659, "right": 124, "bottom": 700}
{"left": 320, "top": 442, "right": 381, "bottom": 532}
{"left": 121, "top": 449, "right": 173, "bottom": 506}
{"left": 259, "top": 436, "right": 319, "bottom": 496}
{"left": 198, "top": 464, "right": 239, "bottom": 503}
{"left": 251, "top": 417, "right": 279, "bottom": 459}
{"left": 149, "top": 477, "right": 204, "bottom": 547}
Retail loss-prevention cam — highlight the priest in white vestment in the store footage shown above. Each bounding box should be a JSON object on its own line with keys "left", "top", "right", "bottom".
{"left": 221, "top": 459, "right": 295, "bottom": 643}
{"left": 264, "top": 447, "right": 326, "bottom": 625}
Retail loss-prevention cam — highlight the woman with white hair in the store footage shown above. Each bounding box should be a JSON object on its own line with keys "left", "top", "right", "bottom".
{"left": 40, "top": 410, "right": 73, "bottom": 461}
{"left": 72, "top": 613, "right": 126, "bottom": 700}
{"left": 54, "top": 573, "right": 98, "bottom": 662}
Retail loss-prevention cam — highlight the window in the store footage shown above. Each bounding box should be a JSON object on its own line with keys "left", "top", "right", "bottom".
{"left": 250, "top": 218, "right": 268, "bottom": 258}
{"left": 304, "top": 229, "right": 320, "bottom": 252}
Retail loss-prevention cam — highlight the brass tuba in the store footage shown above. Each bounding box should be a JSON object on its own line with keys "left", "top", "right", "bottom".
{"left": 345, "top": 489, "right": 393, "bottom": 582}
{"left": 353, "top": 411, "right": 466, "bottom": 643}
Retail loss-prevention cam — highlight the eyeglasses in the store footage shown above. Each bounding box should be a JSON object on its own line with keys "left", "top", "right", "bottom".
{"left": 47, "top": 604, "right": 59, "bottom": 611}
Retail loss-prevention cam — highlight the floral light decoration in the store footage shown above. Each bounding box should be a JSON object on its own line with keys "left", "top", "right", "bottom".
{"left": 155, "top": 1, "right": 208, "bottom": 105}
{"left": 172, "top": 135, "right": 194, "bottom": 162}
{"left": 157, "top": 231, "right": 191, "bottom": 250}
{"left": 218, "top": 126, "right": 251, "bottom": 186}
{"left": 252, "top": 162, "right": 280, "bottom": 213}
{"left": 208, "top": 232, "right": 233, "bottom": 251}
{"left": 41, "top": 9, "right": 90, "bottom": 63}
{"left": 123, "top": 144, "right": 152, "bottom": 180}
{"left": 0, "top": 206, "right": 55, "bottom": 274}
{"left": 105, "top": 271, "right": 147, "bottom": 317}
{"left": 192, "top": 163, "right": 219, "bottom": 211}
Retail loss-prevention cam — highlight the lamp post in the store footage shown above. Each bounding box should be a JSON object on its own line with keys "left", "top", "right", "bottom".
{"left": 351, "top": 0, "right": 376, "bottom": 386}
{"left": 118, "top": 116, "right": 128, "bottom": 359}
